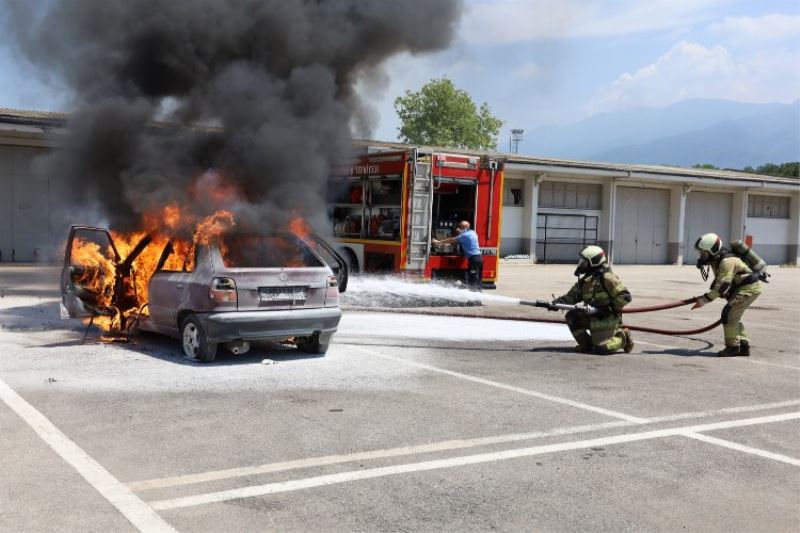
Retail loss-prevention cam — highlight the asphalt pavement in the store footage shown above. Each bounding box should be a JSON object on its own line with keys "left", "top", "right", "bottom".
{"left": 0, "top": 263, "right": 798, "bottom": 532}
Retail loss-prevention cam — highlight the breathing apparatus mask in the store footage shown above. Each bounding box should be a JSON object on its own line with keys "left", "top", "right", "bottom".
{"left": 696, "top": 251, "right": 711, "bottom": 281}
{"left": 574, "top": 257, "right": 591, "bottom": 276}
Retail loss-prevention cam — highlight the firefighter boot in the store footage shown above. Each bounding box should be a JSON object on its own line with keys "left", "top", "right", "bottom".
{"left": 575, "top": 343, "right": 593, "bottom": 353}
{"left": 739, "top": 340, "right": 750, "bottom": 357}
{"left": 717, "top": 345, "right": 742, "bottom": 357}
{"left": 621, "top": 328, "right": 634, "bottom": 353}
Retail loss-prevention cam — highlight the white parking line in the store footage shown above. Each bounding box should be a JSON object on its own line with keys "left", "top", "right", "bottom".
{"left": 349, "top": 345, "right": 650, "bottom": 423}
{"left": 128, "top": 399, "right": 800, "bottom": 492}
{"left": 149, "top": 411, "right": 800, "bottom": 511}
{"left": 128, "top": 420, "right": 632, "bottom": 491}
{"left": 682, "top": 432, "right": 800, "bottom": 467}
{"left": 0, "top": 378, "right": 176, "bottom": 533}
{"left": 646, "top": 399, "right": 800, "bottom": 423}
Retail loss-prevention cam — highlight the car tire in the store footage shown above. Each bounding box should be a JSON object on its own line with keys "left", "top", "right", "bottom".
{"left": 181, "top": 315, "right": 217, "bottom": 363}
{"left": 296, "top": 333, "right": 329, "bottom": 355}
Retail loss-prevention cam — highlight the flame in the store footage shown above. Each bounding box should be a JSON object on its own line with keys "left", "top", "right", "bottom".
{"left": 289, "top": 211, "right": 311, "bottom": 241}
{"left": 68, "top": 206, "right": 232, "bottom": 333}
{"left": 68, "top": 191, "right": 311, "bottom": 336}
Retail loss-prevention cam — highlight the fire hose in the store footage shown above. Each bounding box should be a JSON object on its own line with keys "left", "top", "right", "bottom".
{"left": 507, "top": 314, "right": 722, "bottom": 336}
{"left": 358, "top": 296, "right": 719, "bottom": 337}
{"left": 515, "top": 297, "right": 721, "bottom": 336}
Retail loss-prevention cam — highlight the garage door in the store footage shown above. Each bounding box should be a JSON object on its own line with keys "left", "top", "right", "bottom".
{"left": 684, "top": 191, "right": 732, "bottom": 264}
{"left": 613, "top": 187, "right": 669, "bottom": 264}
{"left": 0, "top": 146, "right": 51, "bottom": 262}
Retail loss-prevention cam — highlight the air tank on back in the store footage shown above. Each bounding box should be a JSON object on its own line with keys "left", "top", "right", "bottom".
{"left": 730, "top": 240, "right": 769, "bottom": 282}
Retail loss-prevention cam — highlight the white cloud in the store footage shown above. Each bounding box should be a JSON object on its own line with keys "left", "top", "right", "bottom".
{"left": 710, "top": 14, "right": 800, "bottom": 42}
{"left": 512, "top": 62, "right": 541, "bottom": 79}
{"left": 590, "top": 41, "right": 800, "bottom": 112}
{"left": 460, "top": 0, "right": 727, "bottom": 44}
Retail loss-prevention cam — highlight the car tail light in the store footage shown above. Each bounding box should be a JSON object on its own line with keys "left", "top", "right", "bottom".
{"left": 324, "top": 275, "right": 339, "bottom": 307}
{"left": 210, "top": 277, "right": 237, "bottom": 307}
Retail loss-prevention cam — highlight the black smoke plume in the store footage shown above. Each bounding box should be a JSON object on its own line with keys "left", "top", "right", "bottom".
{"left": 5, "top": 0, "right": 463, "bottom": 234}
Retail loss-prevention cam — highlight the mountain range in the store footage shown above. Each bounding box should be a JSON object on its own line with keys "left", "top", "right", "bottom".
{"left": 522, "top": 99, "right": 800, "bottom": 169}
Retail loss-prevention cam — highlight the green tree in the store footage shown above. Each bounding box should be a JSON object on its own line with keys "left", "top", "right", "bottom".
{"left": 394, "top": 78, "right": 504, "bottom": 150}
{"left": 692, "top": 163, "right": 719, "bottom": 170}
{"left": 743, "top": 162, "right": 799, "bottom": 178}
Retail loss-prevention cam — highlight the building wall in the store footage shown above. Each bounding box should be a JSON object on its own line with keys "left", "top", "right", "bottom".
{"left": 744, "top": 192, "right": 794, "bottom": 264}
{"left": 498, "top": 169, "right": 799, "bottom": 266}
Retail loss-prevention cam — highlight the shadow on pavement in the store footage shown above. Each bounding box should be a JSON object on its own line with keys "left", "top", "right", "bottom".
{"left": 92, "top": 330, "right": 324, "bottom": 366}
{"left": 0, "top": 302, "right": 82, "bottom": 333}
{"left": 640, "top": 337, "right": 715, "bottom": 358}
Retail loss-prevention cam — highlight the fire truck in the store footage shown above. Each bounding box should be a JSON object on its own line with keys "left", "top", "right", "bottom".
{"left": 328, "top": 148, "right": 504, "bottom": 288}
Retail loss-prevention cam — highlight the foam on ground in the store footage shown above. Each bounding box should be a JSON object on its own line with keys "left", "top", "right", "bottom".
{"left": 338, "top": 312, "right": 571, "bottom": 341}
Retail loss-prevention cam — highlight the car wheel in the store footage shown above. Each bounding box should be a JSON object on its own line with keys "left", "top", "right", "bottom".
{"left": 296, "top": 333, "right": 329, "bottom": 355}
{"left": 181, "top": 315, "right": 217, "bottom": 363}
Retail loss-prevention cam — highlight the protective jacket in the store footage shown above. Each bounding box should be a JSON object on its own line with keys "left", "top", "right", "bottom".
{"left": 554, "top": 270, "right": 632, "bottom": 319}
{"left": 701, "top": 256, "right": 762, "bottom": 302}
{"left": 699, "top": 254, "right": 762, "bottom": 351}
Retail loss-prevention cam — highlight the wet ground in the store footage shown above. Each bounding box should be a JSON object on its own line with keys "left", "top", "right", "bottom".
{"left": 0, "top": 263, "right": 798, "bottom": 532}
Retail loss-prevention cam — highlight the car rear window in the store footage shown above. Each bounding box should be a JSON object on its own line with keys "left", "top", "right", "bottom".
{"left": 221, "top": 234, "right": 324, "bottom": 268}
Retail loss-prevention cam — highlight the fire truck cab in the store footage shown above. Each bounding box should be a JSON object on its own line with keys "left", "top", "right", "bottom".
{"left": 329, "top": 149, "right": 504, "bottom": 288}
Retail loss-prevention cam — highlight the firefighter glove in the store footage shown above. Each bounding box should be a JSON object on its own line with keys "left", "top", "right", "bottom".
{"left": 594, "top": 305, "right": 614, "bottom": 318}
{"left": 691, "top": 297, "right": 707, "bottom": 310}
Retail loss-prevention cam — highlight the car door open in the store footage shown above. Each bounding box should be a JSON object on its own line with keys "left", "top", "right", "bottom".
{"left": 60, "top": 225, "right": 121, "bottom": 319}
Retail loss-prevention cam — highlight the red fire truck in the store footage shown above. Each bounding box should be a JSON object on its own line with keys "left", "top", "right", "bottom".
{"left": 328, "top": 148, "right": 504, "bottom": 288}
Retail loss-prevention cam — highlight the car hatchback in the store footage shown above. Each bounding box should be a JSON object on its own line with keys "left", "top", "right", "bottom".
{"left": 61, "top": 226, "right": 346, "bottom": 362}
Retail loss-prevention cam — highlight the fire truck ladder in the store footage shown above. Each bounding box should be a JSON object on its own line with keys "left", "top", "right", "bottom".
{"left": 406, "top": 161, "right": 433, "bottom": 272}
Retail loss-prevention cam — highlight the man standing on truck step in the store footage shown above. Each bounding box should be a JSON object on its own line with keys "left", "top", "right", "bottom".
{"left": 432, "top": 220, "right": 483, "bottom": 291}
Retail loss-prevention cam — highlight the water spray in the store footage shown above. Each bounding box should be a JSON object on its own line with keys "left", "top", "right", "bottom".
{"left": 344, "top": 277, "right": 719, "bottom": 338}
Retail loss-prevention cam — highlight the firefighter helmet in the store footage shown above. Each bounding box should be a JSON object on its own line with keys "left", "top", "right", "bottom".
{"left": 694, "top": 233, "right": 723, "bottom": 256}
{"left": 575, "top": 245, "right": 607, "bottom": 276}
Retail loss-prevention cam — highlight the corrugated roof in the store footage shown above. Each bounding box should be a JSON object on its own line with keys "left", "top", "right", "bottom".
{"left": 0, "top": 108, "right": 69, "bottom": 125}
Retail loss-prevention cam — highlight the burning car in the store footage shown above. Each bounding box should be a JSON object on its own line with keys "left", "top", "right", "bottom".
{"left": 61, "top": 223, "right": 347, "bottom": 362}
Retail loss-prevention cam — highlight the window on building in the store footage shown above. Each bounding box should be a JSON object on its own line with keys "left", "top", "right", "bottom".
{"left": 747, "top": 195, "right": 790, "bottom": 219}
{"left": 539, "top": 181, "right": 601, "bottom": 209}
{"left": 503, "top": 179, "right": 524, "bottom": 206}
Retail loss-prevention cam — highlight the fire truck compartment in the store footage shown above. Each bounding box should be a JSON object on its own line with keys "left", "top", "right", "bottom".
{"left": 432, "top": 181, "right": 476, "bottom": 256}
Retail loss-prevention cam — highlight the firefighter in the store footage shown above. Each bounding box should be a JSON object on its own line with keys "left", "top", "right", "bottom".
{"left": 691, "top": 233, "right": 761, "bottom": 356}
{"left": 432, "top": 220, "right": 483, "bottom": 291}
{"left": 551, "top": 246, "right": 634, "bottom": 354}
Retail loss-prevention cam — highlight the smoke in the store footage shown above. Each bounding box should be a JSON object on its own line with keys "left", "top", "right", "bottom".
{"left": 5, "top": 0, "right": 463, "bottom": 234}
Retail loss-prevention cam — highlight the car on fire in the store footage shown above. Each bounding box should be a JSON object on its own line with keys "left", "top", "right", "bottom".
{"left": 61, "top": 225, "right": 347, "bottom": 362}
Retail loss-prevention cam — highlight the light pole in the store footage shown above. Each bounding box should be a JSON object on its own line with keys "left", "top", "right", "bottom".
{"left": 510, "top": 129, "right": 524, "bottom": 154}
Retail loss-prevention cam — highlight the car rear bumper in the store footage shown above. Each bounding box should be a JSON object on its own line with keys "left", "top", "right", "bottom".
{"left": 198, "top": 307, "right": 342, "bottom": 344}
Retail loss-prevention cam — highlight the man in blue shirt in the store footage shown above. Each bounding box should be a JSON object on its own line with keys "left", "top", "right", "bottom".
{"left": 432, "top": 220, "right": 483, "bottom": 291}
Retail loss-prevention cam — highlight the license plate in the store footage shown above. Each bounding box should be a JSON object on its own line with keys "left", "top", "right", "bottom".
{"left": 259, "top": 287, "right": 306, "bottom": 302}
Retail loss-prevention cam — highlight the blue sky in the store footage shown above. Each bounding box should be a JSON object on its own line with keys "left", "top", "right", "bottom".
{"left": 2, "top": 0, "right": 799, "bottom": 148}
